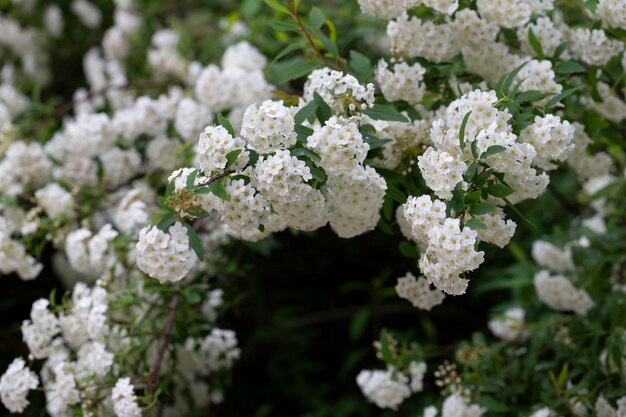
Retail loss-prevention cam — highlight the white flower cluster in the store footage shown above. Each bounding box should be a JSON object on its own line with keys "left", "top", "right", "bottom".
{"left": 241, "top": 100, "right": 297, "bottom": 153}
{"left": 531, "top": 240, "right": 575, "bottom": 273}
{"left": 0, "top": 358, "right": 39, "bottom": 413}
{"left": 197, "top": 125, "right": 250, "bottom": 174}
{"left": 395, "top": 272, "right": 446, "bottom": 310}
{"left": 136, "top": 222, "right": 197, "bottom": 283}
{"left": 595, "top": 395, "right": 626, "bottom": 417}
{"left": 111, "top": 378, "right": 141, "bottom": 417}
{"left": 195, "top": 41, "right": 272, "bottom": 116}
{"left": 403, "top": 195, "right": 484, "bottom": 295}
{"left": 302, "top": 68, "right": 375, "bottom": 114}
{"left": 356, "top": 361, "right": 426, "bottom": 410}
{"left": 596, "top": 0, "right": 626, "bottom": 28}
{"left": 488, "top": 307, "right": 529, "bottom": 341}
{"left": 534, "top": 270, "right": 594, "bottom": 315}
{"left": 567, "top": 28, "right": 624, "bottom": 66}
{"left": 0, "top": 217, "right": 42, "bottom": 280}
{"left": 65, "top": 224, "right": 119, "bottom": 279}
{"left": 375, "top": 60, "right": 426, "bottom": 105}
{"left": 441, "top": 393, "right": 487, "bottom": 417}
{"left": 307, "top": 117, "right": 369, "bottom": 174}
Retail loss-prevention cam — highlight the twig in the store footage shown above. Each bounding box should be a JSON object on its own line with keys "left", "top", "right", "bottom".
{"left": 148, "top": 282, "right": 181, "bottom": 395}
{"left": 284, "top": 0, "right": 332, "bottom": 68}
{"left": 196, "top": 169, "right": 234, "bottom": 187}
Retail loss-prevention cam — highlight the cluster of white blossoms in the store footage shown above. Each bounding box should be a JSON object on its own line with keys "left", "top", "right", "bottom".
{"left": 136, "top": 222, "right": 197, "bottom": 283}
{"left": 567, "top": 28, "right": 624, "bottom": 66}
{"left": 534, "top": 270, "right": 594, "bottom": 315}
{"left": 375, "top": 60, "right": 426, "bottom": 104}
{"left": 0, "top": 358, "right": 38, "bottom": 413}
{"left": 488, "top": 307, "right": 529, "bottom": 342}
{"left": 403, "top": 195, "right": 484, "bottom": 295}
{"left": 395, "top": 272, "right": 446, "bottom": 310}
{"left": 357, "top": 361, "right": 427, "bottom": 410}
{"left": 302, "top": 68, "right": 376, "bottom": 114}
{"left": 168, "top": 66, "right": 388, "bottom": 241}
{"left": 111, "top": 378, "right": 141, "bottom": 417}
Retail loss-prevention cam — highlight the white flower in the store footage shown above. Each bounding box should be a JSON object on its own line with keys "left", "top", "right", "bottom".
{"left": 0, "top": 358, "right": 38, "bottom": 413}
{"left": 112, "top": 377, "right": 142, "bottom": 417}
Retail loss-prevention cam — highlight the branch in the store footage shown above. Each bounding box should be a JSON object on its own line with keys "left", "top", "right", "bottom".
{"left": 196, "top": 169, "right": 234, "bottom": 187}
{"left": 148, "top": 282, "right": 181, "bottom": 395}
{"left": 284, "top": 0, "right": 332, "bottom": 68}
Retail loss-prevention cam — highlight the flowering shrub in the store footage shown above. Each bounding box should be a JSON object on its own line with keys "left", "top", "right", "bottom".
{"left": 0, "top": 0, "right": 625, "bottom": 416}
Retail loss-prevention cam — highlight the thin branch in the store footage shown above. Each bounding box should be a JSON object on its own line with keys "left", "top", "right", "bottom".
{"left": 148, "top": 282, "right": 181, "bottom": 395}
{"left": 196, "top": 169, "right": 234, "bottom": 187}
{"left": 284, "top": 0, "right": 332, "bottom": 68}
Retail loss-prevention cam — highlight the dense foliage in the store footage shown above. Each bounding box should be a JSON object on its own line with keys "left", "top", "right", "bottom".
{"left": 0, "top": 0, "right": 625, "bottom": 416}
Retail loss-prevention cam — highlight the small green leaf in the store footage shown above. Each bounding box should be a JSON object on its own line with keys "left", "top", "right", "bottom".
{"left": 459, "top": 111, "right": 472, "bottom": 151}
{"left": 294, "top": 100, "right": 317, "bottom": 124}
{"left": 225, "top": 149, "right": 243, "bottom": 169}
{"left": 184, "top": 223, "right": 204, "bottom": 261}
{"left": 308, "top": 6, "right": 325, "bottom": 29}
{"left": 528, "top": 28, "right": 544, "bottom": 59}
{"left": 469, "top": 201, "right": 496, "bottom": 216}
{"left": 481, "top": 145, "right": 507, "bottom": 159}
{"left": 544, "top": 87, "right": 579, "bottom": 110}
{"left": 349, "top": 50, "right": 373, "bottom": 83}
{"left": 208, "top": 179, "right": 230, "bottom": 201}
{"left": 362, "top": 104, "right": 409, "bottom": 122}
{"left": 304, "top": 160, "right": 327, "bottom": 183}
{"left": 500, "top": 61, "right": 529, "bottom": 96}
{"left": 350, "top": 308, "right": 370, "bottom": 341}
{"left": 466, "top": 218, "right": 487, "bottom": 230}
{"left": 398, "top": 241, "right": 419, "bottom": 259}
{"left": 555, "top": 60, "right": 585, "bottom": 74}
{"left": 362, "top": 133, "right": 392, "bottom": 150}
{"left": 165, "top": 180, "right": 175, "bottom": 197}
{"left": 553, "top": 41, "right": 569, "bottom": 60}
{"left": 264, "top": 0, "right": 290, "bottom": 14}
{"left": 186, "top": 169, "right": 199, "bottom": 189}
{"left": 270, "top": 43, "right": 302, "bottom": 65}
{"left": 157, "top": 212, "right": 176, "bottom": 231}
{"left": 290, "top": 147, "right": 320, "bottom": 160}
{"left": 386, "top": 182, "right": 407, "bottom": 204}
{"left": 275, "top": 58, "right": 321, "bottom": 84}
{"left": 515, "top": 90, "right": 552, "bottom": 104}
{"left": 217, "top": 113, "right": 235, "bottom": 136}
{"left": 487, "top": 183, "right": 515, "bottom": 198}
{"left": 295, "top": 124, "right": 314, "bottom": 143}
{"left": 313, "top": 92, "right": 332, "bottom": 124}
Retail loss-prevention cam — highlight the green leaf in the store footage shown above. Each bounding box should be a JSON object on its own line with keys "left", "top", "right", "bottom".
{"left": 313, "top": 92, "right": 332, "bottom": 124}
{"left": 308, "top": 6, "right": 325, "bottom": 29}
{"left": 290, "top": 147, "right": 320, "bottom": 160}
{"left": 386, "top": 182, "right": 407, "bottom": 204}
{"left": 186, "top": 207, "right": 210, "bottom": 218}
{"left": 294, "top": 100, "right": 317, "bottom": 124}
{"left": 316, "top": 33, "right": 338, "bottom": 57}
{"left": 398, "top": 241, "right": 419, "bottom": 259}
{"left": 499, "top": 61, "right": 529, "bottom": 96}
{"left": 349, "top": 50, "right": 373, "bottom": 83}
{"left": 555, "top": 60, "right": 585, "bottom": 74}
{"left": 242, "top": 0, "right": 262, "bottom": 17}
{"left": 466, "top": 218, "right": 487, "bottom": 230}
{"left": 487, "top": 183, "right": 514, "bottom": 198}
{"left": 165, "top": 179, "right": 175, "bottom": 197}
{"left": 225, "top": 149, "right": 242, "bottom": 169}
{"left": 379, "top": 329, "right": 395, "bottom": 365}
{"left": 469, "top": 201, "right": 496, "bottom": 216}
{"left": 478, "top": 396, "right": 509, "bottom": 413}
{"left": 268, "top": 20, "right": 299, "bottom": 31}
{"left": 528, "top": 28, "right": 544, "bottom": 59}
{"left": 553, "top": 41, "right": 569, "bottom": 60}
{"left": 186, "top": 169, "right": 199, "bottom": 189}
{"left": 217, "top": 113, "right": 234, "bottom": 136}
{"left": 295, "top": 124, "right": 314, "bottom": 143}
{"left": 350, "top": 308, "right": 370, "bottom": 341}
{"left": 208, "top": 179, "right": 230, "bottom": 201}
{"left": 275, "top": 58, "right": 321, "bottom": 84}
{"left": 362, "top": 104, "right": 409, "bottom": 122}
{"left": 362, "top": 133, "right": 392, "bottom": 150}
{"left": 544, "top": 87, "right": 579, "bottom": 110}
{"left": 481, "top": 145, "right": 507, "bottom": 159}
{"left": 515, "top": 90, "right": 552, "bottom": 104}
{"left": 157, "top": 212, "right": 176, "bottom": 231}
{"left": 264, "top": 0, "right": 290, "bottom": 14}
{"left": 270, "top": 43, "right": 302, "bottom": 65}
{"left": 459, "top": 111, "right": 472, "bottom": 151}
{"left": 450, "top": 183, "right": 465, "bottom": 213}
{"left": 184, "top": 223, "right": 204, "bottom": 261}
{"left": 304, "top": 160, "right": 327, "bottom": 183}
